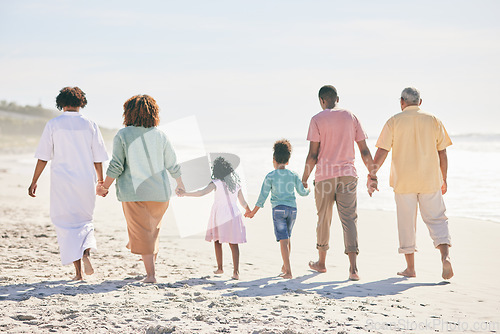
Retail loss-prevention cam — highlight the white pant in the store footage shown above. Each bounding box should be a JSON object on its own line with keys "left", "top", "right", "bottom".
{"left": 395, "top": 190, "right": 451, "bottom": 254}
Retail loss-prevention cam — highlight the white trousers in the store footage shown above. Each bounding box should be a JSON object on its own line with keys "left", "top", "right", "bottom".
{"left": 395, "top": 190, "right": 451, "bottom": 254}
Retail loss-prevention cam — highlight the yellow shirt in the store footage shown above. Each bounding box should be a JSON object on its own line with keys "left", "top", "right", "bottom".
{"left": 376, "top": 106, "right": 452, "bottom": 194}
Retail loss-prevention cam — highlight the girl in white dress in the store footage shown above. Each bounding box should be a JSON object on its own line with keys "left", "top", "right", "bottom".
{"left": 180, "top": 157, "right": 250, "bottom": 280}
{"left": 29, "top": 87, "right": 109, "bottom": 281}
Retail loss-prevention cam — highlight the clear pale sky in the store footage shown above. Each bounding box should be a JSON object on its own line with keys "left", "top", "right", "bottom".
{"left": 1, "top": 0, "right": 499, "bottom": 140}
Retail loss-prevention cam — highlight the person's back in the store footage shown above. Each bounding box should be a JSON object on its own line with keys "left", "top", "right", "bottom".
{"left": 308, "top": 107, "right": 366, "bottom": 181}
{"left": 250, "top": 139, "right": 310, "bottom": 280}
{"left": 47, "top": 113, "right": 102, "bottom": 181}
{"left": 373, "top": 87, "right": 453, "bottom": 280}
{"left": 302, "top": 85, "right": 376, "bottom": 281}
{"left": 109, "top": 125, "right": 179, "bottom": 201}
{"left": 212, "top": 178, "right": 242, "bottom": 218}
{"left": 379, "top": 106, "right": 450, "bottom": 194}
{"left": 256, "top": 168, "right": 307, "bottom": 209}
{"left": 29, "top": 86, "right": 109, "bottom": 281}
{"left": 99, "top": 94, "right": 185, "bottom": 284}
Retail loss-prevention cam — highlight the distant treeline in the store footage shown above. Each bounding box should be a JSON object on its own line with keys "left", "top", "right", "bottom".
{"left": 0, "top": 101, "right": 117, "bottom": 152}
{"left": 0, "top": 100, "right": 59, "bottom": 120}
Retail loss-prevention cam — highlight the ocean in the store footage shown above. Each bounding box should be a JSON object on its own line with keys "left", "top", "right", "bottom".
{"left": 12, "top": 126, "right": 499, "bottom": 224}
{"left": 203, "top": 134, "right": 500, "bottom": 224}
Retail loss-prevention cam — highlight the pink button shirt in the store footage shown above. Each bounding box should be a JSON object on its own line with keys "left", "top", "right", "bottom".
{"left": 307, "top": 108, "right": 367, "bottom": 182}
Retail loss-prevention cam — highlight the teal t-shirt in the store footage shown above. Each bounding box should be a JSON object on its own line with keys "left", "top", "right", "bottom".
{"left": 256, "top": 169, "right": 310, "bottom": 208}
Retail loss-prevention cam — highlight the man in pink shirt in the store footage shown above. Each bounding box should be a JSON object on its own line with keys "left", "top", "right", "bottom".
{"left": 302, "top": 85, "right": 377, "bottom": 280}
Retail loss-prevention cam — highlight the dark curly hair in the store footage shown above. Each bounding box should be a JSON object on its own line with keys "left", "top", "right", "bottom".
{"left": 123, "top": 94, "right": 160, "bottom": 128}
{"left": 273, "top": 139, "right": 292, "bottom": 164}
{"left": 55, "top": 87, "right": 87, "bottom": 110}
{"left": 212, "top": 157, "right": 240, "bottom": 193}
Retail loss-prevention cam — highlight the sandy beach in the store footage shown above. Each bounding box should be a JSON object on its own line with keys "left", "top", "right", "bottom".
{"left": 1, "top": 153, "right": 499, "bottom": 333}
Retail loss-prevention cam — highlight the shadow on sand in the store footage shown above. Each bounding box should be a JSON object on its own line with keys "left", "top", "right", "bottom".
{"left": 0, "top": 277, "right": 147, "bottom": 301}
{"left": 173, "top": 272, "right": 450, "bottom": 299}
{"left": 0, "top": 273, "right": 450, "bottom": 301}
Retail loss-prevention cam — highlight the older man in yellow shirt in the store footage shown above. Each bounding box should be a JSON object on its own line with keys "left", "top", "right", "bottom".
{"left": 373, "top": 87, "right": 453, "bottom": 280}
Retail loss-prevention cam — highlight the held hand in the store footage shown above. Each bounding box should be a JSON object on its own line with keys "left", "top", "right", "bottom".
{"left": 441, "top": 180, "right": 447, "bottom": 195}
{"left": 28, "top": 183, "right": 37, "bottom": 197}
{"left": 243, "top": 207, "right": 252, "bottom": 218}
{"left": 302, "top": 181, "right": 308, "bottom": 189}
{"left": 243, "top": 207, "right": 253, "bottom": 218}
{"left": 175, "top": 178, "right": 186, "bottom": 197}
{"left": 367, "top": 174, "right": 379, "bottom": 197}
{"left": 96, "top": 185, "right": 109, "bottom": 197}
{"left": 175, "top": 185, "right": 185, "bottom": 197}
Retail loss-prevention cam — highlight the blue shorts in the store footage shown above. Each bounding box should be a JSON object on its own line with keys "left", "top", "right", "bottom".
{"left": 272, "top": 205, "right": 297, "bottom": 241}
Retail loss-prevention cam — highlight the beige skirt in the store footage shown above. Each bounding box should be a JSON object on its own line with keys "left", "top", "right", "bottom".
{"left": 122, "top": 201, "right": 169, "bottom": 255}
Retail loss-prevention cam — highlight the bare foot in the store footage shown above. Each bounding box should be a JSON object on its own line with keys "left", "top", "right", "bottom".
{"left": 72, "top": 275, "right": 83, "bottom": 281}
{"left": 213, "top": 269, "right": 224, "bottom": 275}
{"left": 231, "top": 273, "right": 239, "bottom": 280}
{"left": 281, "top": 273, "right": 293, "bottom": 279}
{"left": 349, "top": 272, "right": 360, "bottom": 281}
{"left": 143, "top": 276, "right": 157, "bottom": 283}
{"left": 442, "top": 258, "right": 454, "bottom": 280}
{"left": 309, "top": 261, "right": 327, "bottom": 273}
{"left": 82, "top": 254, "right": 94, "bottom": 275}
{"left": 397, "top": 268, "right": 416, "bottom": 277}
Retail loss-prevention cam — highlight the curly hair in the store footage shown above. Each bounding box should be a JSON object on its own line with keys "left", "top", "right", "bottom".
{"left": 123, "top": 94, "right": 160, "bottom": 128}
{"left": 211, "top": 157, "right": 240, "bottom": 193}
{"left": 273, "top": 139, "right": 292, "bottom": 164}
{"left": 55, "top": 87, "right": 87, "bottom": 110}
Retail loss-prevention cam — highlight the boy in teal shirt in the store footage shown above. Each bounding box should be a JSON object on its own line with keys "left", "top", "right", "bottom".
{"left": 247, "top": 139, "right": 310, "bottom": 279}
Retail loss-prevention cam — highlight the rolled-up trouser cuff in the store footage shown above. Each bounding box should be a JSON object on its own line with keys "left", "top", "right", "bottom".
{"left": 316, "top": 243, "right": 330, "bottom": 251}
{"left": 344, "top": 246, "right": 359, "bottom": 255}
{"left": 434, "top": 239, "right": 452, "bottom": 248}
{"left": 398, "top": 246, "right": 418, "bottom": 254}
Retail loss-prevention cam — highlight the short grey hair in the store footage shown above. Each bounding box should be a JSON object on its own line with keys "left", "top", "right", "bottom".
{"left": 401, "top": 87, "right": 420, "bottom": 105}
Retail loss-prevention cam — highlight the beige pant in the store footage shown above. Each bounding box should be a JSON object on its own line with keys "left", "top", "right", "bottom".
{"left": 395, "top": 190, "right": 451, "bottom": 254}
{"left": 315, "top": 176, "right": 358, "bottom": 254}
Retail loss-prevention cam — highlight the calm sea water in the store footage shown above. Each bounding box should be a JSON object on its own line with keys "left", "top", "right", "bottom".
{"left": 13, "top": 133, "right": 499, "bottom": 224}
{"left": 204, "top": 134, "right": 500, "bottom": 224}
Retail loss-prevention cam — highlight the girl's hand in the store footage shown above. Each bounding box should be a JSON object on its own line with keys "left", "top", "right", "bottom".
{"left": 177, "top": 188, "right": 186, "bottom": 197}
{"left": 245, "top": 207, "right": 256, "bottom": 219}
{"left": 28, "top": 183, "right": 37, "bottom": 197}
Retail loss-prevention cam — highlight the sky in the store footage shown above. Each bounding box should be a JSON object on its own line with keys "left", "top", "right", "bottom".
{"left": 1, "top": 0, "right": 499, "bottom": 140}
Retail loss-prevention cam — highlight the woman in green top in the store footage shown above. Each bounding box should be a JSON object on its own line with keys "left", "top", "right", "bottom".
{"left": 97, "top": 95, "right": 185, "bottom": 283}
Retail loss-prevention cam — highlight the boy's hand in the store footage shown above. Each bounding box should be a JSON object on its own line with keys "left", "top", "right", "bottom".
{"left": 367, "top": 174, "right": 379, "bottom": 197}
{"left": 244, "top": 208, "right": 253, "bottom": 218}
